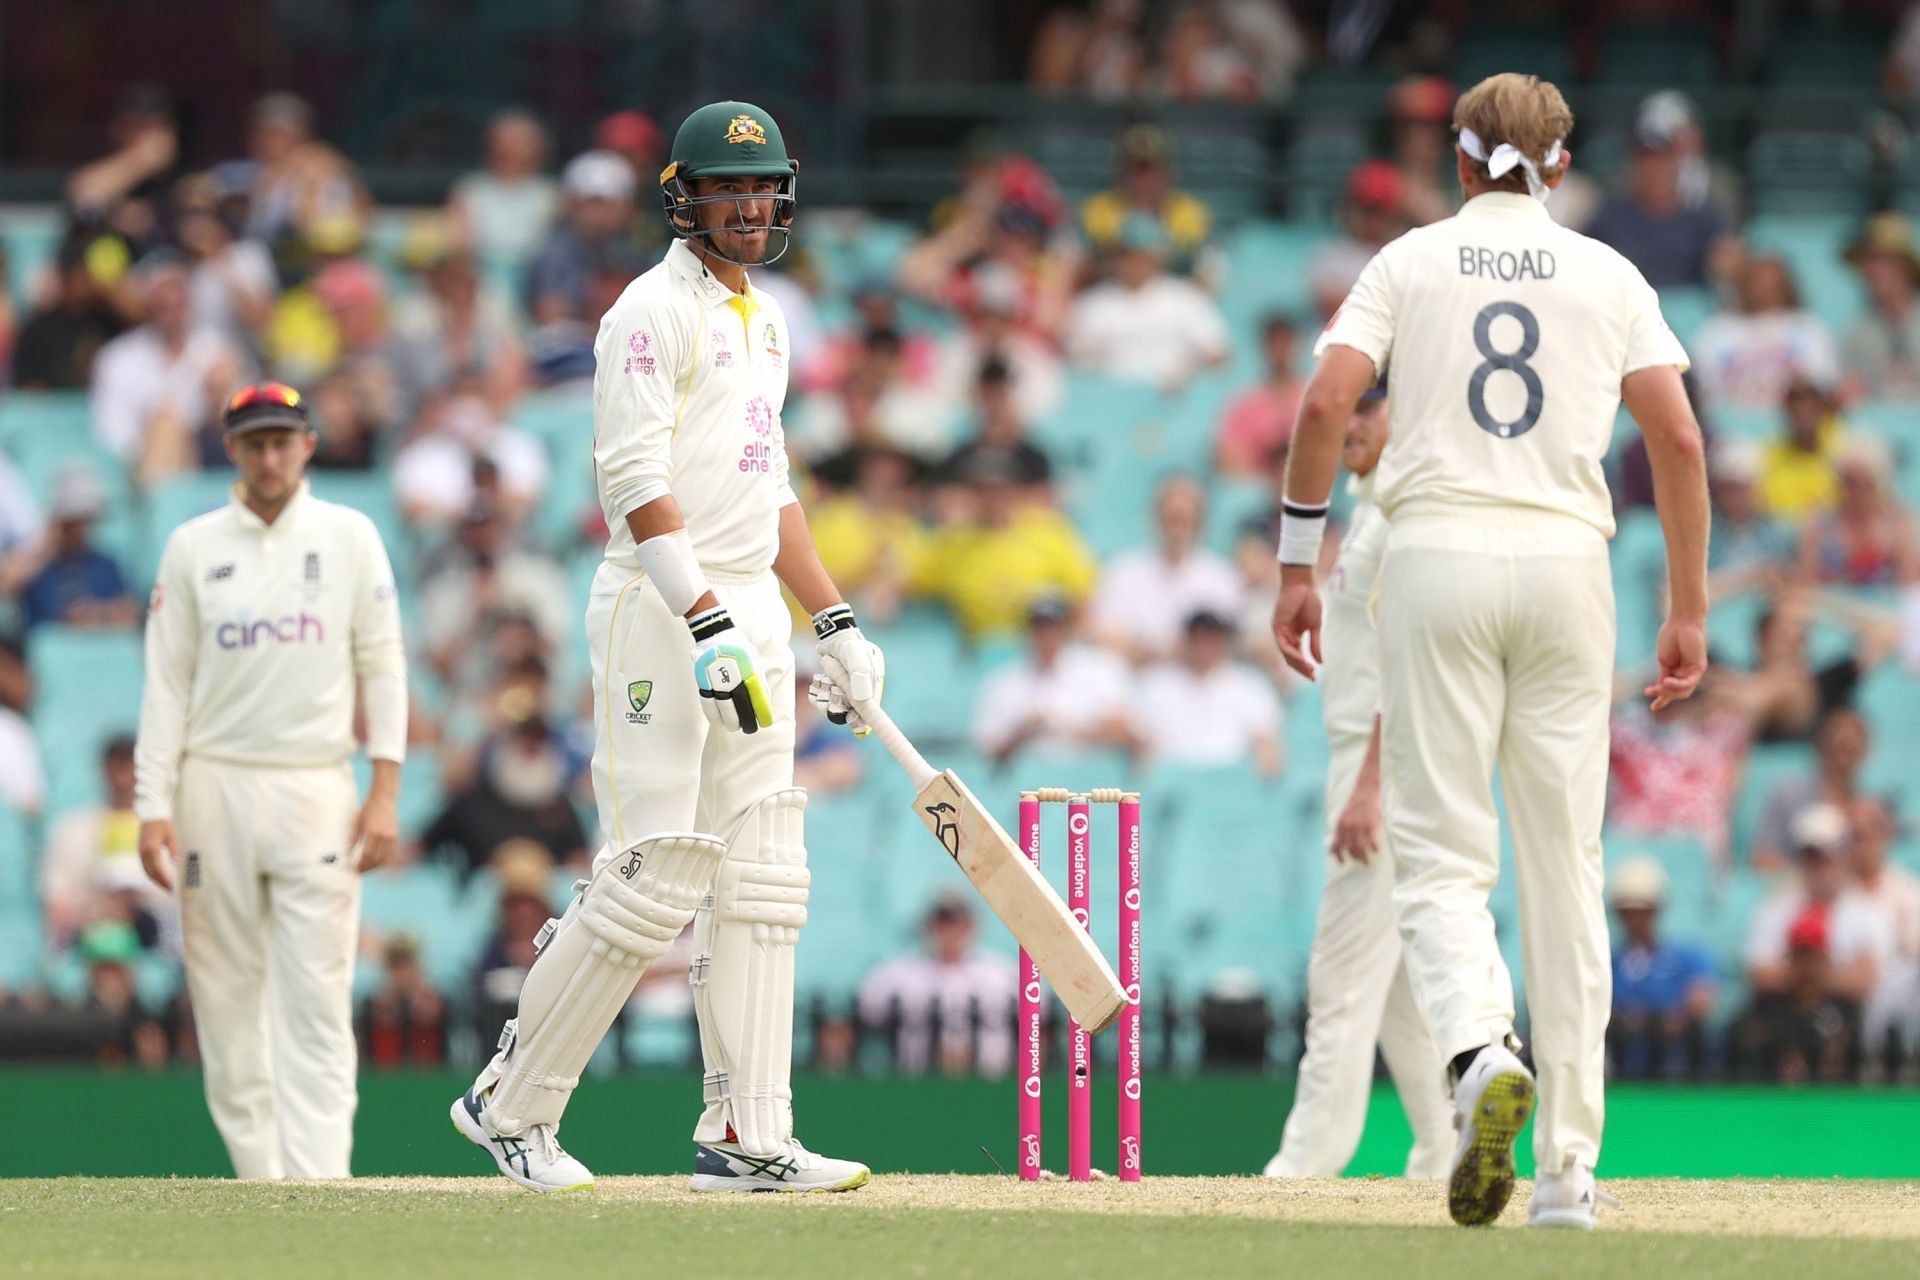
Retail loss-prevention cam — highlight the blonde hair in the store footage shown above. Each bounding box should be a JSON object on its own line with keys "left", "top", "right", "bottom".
{"left": 1453, "top": 73, "right": 1574, "bottom": 194}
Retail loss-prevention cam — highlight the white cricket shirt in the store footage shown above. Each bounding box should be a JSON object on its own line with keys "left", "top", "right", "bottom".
{"left": 1320, "top": 475, "right": 1386, "bottom": 743}
{"left": 592, "top": 240, "right": 798, "bottom": 576}
{"left": 134, "top": 480, "right": 406, "bottom": 821}
{"left": 1317, "top": 192, "right": 1689, "bottom": 538}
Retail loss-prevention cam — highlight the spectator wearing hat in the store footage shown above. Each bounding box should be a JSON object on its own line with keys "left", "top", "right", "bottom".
{"left": 1798, "top": 435, "right": 1920, "bottom": 587}
{"left": 1387, "top": 75, "right": 1458, "bottom": 227}
{"left": 1065, "top": 212, "right": 1229, "bottom": 389}
{"left": 1310, "top": 161, "right": 1409, "bottom": 319}
{"left": 1080, "top": 125, "right": 1216, "bottom": 279}
{"left": 1134, "top": 609, "right": 1282, "bottom": 775}
{"left": 941, "top": 356, "right": 1054, "bottom": 492}
{"left": 447, "top": 109, "right": 561, "bottom": 277}
{"left": 1215, "top": 314, "right": 1305, "bottom": 477}
{"left": 858, "top": 889, "right": 1019, "bottom": 1076}
{"left": 18, "top": 468, "right": 136, "bottom": 630}
{"left": 471, "top": 842, "right": 565, "bottom": 1044}
{"left": 1586, "top": 100, "right": 1736, "bottom": 289}
{"left": 1759, "top": 374, "right": 1847, "bottom": 523}
{"left": 1704, "top": 440, "right": 1794, "bottom": 596}
{"left": 527, "top": 150, "right": 645, "bottom": 324}
{"left": 243, "top": 93, "right": 369, "bottom": 261}
{"left": 1691, "top": 255, "right": 1839, "bottom": 412}
{"left": 1092, "top": 475, "right": 1243, "bottom": 664}
{"left": 359, "top": 932, "right": 447, "bottom": 1069}
{"left": 1632, "top": 91, "right": 1743, "bottom": 225}
{"left": 1842, "top": 212, "right": 1920, "bottom": 399}
{"left": 1732, "top": 906, "right": 1861, "bottom": 1083}
{"left": 1606, "top": 857, "right": 1715, "bottom": 1080}
{"left": 923, "top": 449, "right": 1097, "bottom": 640}
{"left": 1746, "top": 802, "right": 1895, "bottom": 1005}
{"left": 595, "top": 110, "right": 665, "bottom": 190}
{"left": 972, "top": 595, "right": 1134, "bottom": 767}
{"left": 393, "top": 369, "right": 549, "bottom": 530}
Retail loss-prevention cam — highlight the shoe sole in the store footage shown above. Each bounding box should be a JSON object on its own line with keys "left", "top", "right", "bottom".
{"left": 1529, "top": 1208, "right": 1598, "bottom": 1230}
{"left": 448, "top": 1097, "right": 594, "bottom": 1194}
{"left": 1448, "top": 1070, "right": 1534, "bottom": 1227}
{"left": 687, "top": 1167, "right": 872, "bottom": 1194}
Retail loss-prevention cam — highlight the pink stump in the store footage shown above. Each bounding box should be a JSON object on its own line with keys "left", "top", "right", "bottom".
{"left": 1117, "top": 796, "right": 1142, "bottom": 1181}
{"left": 1067, "top": 796, "right": 1092, "bottom": 1182}
{"left": 1017, "top": 795, "right": 1043, "bottom": 1180}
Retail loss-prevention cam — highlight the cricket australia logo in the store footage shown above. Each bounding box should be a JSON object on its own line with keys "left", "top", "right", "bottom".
{"left": 625, "top": 680, "right": 653, "bottom": 725}
{"left": 925, "top": 802, "right": 962, "bottom": 861}
{"left": 625, "top": 329, "right": 656, "bottom": 375}
{"left": 724, "top": 114, "right": 768, "bottom": 146}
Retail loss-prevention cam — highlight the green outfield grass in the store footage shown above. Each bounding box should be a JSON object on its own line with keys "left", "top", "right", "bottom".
{"left": 4, "top": 1177, "right": 1915, "bottom": 1280}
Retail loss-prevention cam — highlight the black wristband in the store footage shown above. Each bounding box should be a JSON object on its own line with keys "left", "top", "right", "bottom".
{"left": 811, "top": 602, "right": 858, "bottom": 641}
{"left": 689, "top": 605, "right": 734, "bottom": 642}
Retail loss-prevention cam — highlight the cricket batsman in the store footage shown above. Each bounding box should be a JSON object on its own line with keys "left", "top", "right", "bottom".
{"left": 135, "top": 382, "right": 407, "bottom": 1178}
{"left": 1263, "top": 383, "right": 1453, "bottom": 1180}
{"left": 1272, "top": 73, "right": 1710, "bottom": 1228}
{"left": 451, "top": 101, "right": 881, "bottom": 1193}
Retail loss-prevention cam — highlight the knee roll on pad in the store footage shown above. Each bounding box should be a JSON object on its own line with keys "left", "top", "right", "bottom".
{"left": 485, "top": 831, "right": 727, "bottom": 1136}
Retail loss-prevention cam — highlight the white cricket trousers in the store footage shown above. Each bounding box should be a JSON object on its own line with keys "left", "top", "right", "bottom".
{"left": 1270, "top": 733, "right": 1453, "bottom": 1177}
{"left": 1376, "top": 512, "right": 1615, "bottom": 1177}
{"left": 174, "top": 755, "right": 361, "bottom": 1179}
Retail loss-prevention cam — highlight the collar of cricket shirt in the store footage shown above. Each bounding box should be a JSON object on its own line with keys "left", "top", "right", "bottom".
{"left": 227, "top": 476, "right": 312, "bottom": 532}
{"left": 1461, "top": 190, "right": 1553, "bottom": 220}
{"left": 666, "top": 240, "right": 753, "bottom": 309}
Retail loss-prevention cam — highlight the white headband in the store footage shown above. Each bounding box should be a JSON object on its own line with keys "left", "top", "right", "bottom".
{"left": 1458, "top": 127, "right": 1564, "bottom": 201}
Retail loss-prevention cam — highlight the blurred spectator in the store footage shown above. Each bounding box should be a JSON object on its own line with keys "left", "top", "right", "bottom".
{"left": 1747, "top": 803, "right": 1893, "bottom": 1007}
{"left": 259, "top": 217, "right": 366, "bottom": 384}
{"left": 1209, "top": 0, "right": 1308, "bottom": 98}
{"left": 1310, "top": 162, "right": 1408, "bottom": 319}
{"left": 1387, "top": 75, "right": 1457, "bottom": 227}
{"left": 310, "top": 259, "right": 405, "bottom": 428}
{"left": 446, "top": 109, "right": 561, "bottom": 275}
{"left": 1759, "top": 374, "right": 1845, "bottom": 523}
{"left": 1690, "top": 255, "right": 1838, "bottom": 412}
{"left": 1842, "top": 213, "right": 1920, "bottom": 399}
{"left": 13, "top": 235, "right": 130, "bottom": 389}
{"left": 1586, "top": 107, "right": 1735, "bottom": 289}
{"left": 1157, "top": 2, "right": 1259, "bottom": 101}
{"left": 1065, "top": 214, "right": 1228, "bottom": 388}
{"left": 306, "top": 370, "right": 380, "bottom": 471}
{"left": 243, "top": 92, "right": 370, "bottom": 263}
{"left": 1852, "top": 796, "right": 1920, "bottom": 1070}
{"left": 858, "top": 890, "right": 1016, "bottom": 1075}
{"left": 529, "top": 151, "right": 644, "bottom": 324}
{"left": 89, "top": 253, "right": 244, "bottom": 474}
{"left": 1215, "top": 314, "right": 1304, "bottom": 476}
{"left": 1705, "top": 440, "right": 1794, "bottom": 596}
{"left": 65, "top": 83, "right": 179, "bottom": 252}
{"left": 1754, "top": 708, "right": 1872, "bottom": 873}
{"left": 940, "top": 358, "right": 1054, "bottom": 493}
{"left": 1081, "top": 125, "right": 1214, "bottom": 278}
{"left": 0, "top": 450, "right": 44, "bottom": 596}
{"left": 928, "top": 264, "right": 1064, "bottom": 423}
{"left": 172, "top": 174, "right": 275, "bottom": 349}
{"left": 360, "top": 934, "right": 446, "bottom": 1068}
{"left": 1737, "top": 586, "right": 1900, "bottom": 745}
{"left": 1615, "top": 369, "right": 1713, "bottom": 515}
{"left": 76, "top": 920, "right": 169, "bottom": 1069}
{"left": 794, "top": 653, "right": 863, "bottom": 796}
{"left": 394, "top": 373, "right": 549, "bottom": 528}
{"left": 1608, "top": 671, "right": 1755, "bottom": 866}
{"left": 1633, "top": 91, "right": 1742, "bottom": 225}
{"left": 419, "top": 693, "right": 589, "bottom": 877}
{"left": 1028, "top": 0, "right": 1148, "bottom": 97}
{"left": 435, "top": 652, "right": 558, "bottom": 782}
{"left": 472, "top": 850, "right": 557, "bottom": 1043}
{"left": 595, "top": 110, "right": 665, "bottom": 194}
{"left": 392, "top": 240, "right": 526, "bottom": 411}
{"left": 40, "top": 736, "right": 168, "bottom": 952}
{"left": 1607, "top": 857, "right": 1715, "bottom": 1080}
{"left": 924, "top": 449, "right": 1097, "bottom": 641}
{"left": 1134, "top": 610, "right": 1282, "bottom": 774}
{"left": 18, "top": 470, "right": 136, "bottom": 630}
{"left": 805, "top": 446, "right": 931, "bottom": 625}
{"left": 973, "top": 596, "right": 1133, "bottom": 767}
{"left": 1797, "top": 436, "right": 1920, "bottom": 586}
{"left": 753, "top": 260, "right": 828, "bottom": 392}
{"left": 1091, "top": 475, "right": 1242, "bottom": 662}
{"left": 810, "top": 278, "right": 941, "bottom": 398}
{"left": 418, "top": 502, "right": 571, "bottom": 691}
{"left": 0, "top": 245, "right": 16, "bottom": 371}
{"left": 792, "top": 325, "right": 951, "bottom": 465}
{"left": 1731, "top": 906, "right": 1860, "bottom": 1083}
{"left": 0, "top": 641, "right": 45, "bottom": 815}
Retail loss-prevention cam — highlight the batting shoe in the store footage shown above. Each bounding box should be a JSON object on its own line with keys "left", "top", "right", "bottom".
{"left": 450, "top": 1089, "right": 594, "bottom": 1193}
{"left": 689, "top": 1137, "right": 871, "bottom": 1193}
{"left": 1529, "top": 1165, "right": 1618, "bottom": 1230}
{"left": 1446, "top": 1043, "right": 1536, "bottom": 1227}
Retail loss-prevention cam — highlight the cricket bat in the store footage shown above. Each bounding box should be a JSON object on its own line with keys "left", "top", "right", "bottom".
{"left": 854, "top": 697, "right": 1128, "bottom": 1035}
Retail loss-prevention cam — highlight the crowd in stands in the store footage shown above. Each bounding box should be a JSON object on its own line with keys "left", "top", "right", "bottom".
{"left": 4, "top": 30, "right": 1920, "bottom": 1083}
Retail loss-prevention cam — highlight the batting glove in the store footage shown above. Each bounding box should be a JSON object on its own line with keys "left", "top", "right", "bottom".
{"left": 812, "top": 604, "right": 884, "bottom": 737}
{"left": 689, "top": 606, "right": 775, "bottom": 735}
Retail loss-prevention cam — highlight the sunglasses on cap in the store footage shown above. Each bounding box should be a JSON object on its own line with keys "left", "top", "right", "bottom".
{"left": 223, "top": 382, "right": 311, "bottom": 436}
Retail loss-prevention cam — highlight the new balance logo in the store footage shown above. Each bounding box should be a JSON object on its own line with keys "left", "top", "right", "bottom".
{"left": 205, "top": 563, "right": 234, "bottom": 583}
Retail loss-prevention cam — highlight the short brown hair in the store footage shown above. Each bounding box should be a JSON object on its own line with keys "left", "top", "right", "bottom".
{"left": 1453, "top": 73, "right": 1574, "bottom": 194}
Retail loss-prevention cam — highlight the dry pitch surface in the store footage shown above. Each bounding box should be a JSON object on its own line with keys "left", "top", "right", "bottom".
{"left": 4, "top": 1175, "right": 1916, "bottom": 1279}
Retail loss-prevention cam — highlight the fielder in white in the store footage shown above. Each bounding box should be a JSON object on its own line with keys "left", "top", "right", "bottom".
{"left": 1264, "top": 385, "right": 1453, "bottom": 1180}
{"left": 136, "top": 382, "right": 407, "bottom": 1179}
{"left": 450, "top": 100, "right": 883, "bottom": 1194}
{"left": 1272, "top": 73, "right": 1710, "bottom": 1228}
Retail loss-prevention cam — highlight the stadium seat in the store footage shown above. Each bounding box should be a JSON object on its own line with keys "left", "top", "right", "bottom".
{"left": 307, "top": 471, "right": 408, "bottom": 560}
{"left": 0, "top": 805, "right": 34, "bottom": 914}
{"left": 140, "top": 472, "right": 236, "bottom": 586}
{"left": 1732, "top": 742, "right": 1814, "bottom": 868}
{"left": 1746, "top": 133, "right": 1872, "bottom": 219}
{"left": 25, "top": 627, "right": 144, "bottom": 771}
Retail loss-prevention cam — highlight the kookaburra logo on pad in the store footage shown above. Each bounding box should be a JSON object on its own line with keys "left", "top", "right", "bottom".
{"left": 926, "top": 802, "right": 961, "bottom": 861}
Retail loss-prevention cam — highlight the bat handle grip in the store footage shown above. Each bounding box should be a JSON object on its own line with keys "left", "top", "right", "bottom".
{"left": 857, "top": 698, "right": 936, "bottom": 791}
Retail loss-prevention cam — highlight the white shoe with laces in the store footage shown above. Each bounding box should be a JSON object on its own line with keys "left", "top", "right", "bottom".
{"left": 1529, "top": 1164, "right": 1618, "bottom": 1229}
{"left": 689, "top": 1136, "right": 871, "bottom": 1193}
{"left": 450, "top": 1089, "right": 594, "bottom": 1193}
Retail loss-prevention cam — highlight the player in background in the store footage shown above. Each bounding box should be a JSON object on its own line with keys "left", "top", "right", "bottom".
{"left": 451, "top": 101, "right": 883, "bottom": 1194}
{"left": 1263, "top": 384, "right": 1453, "bottom": 1180}
{"left": 135, "top": 383, "right": 406, "bottom": 1178}
{"left": 1272, "top": 73, "right": 1710, "bottom": 1229}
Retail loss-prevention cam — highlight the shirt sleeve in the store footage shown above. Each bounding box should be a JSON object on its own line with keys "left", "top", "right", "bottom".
{"left": 1313, "top": 243, "right": 1396, "bottom": 374}
{"left": 1622, "top": 268, "right": 1691, "bottom": 376}
{"left": 594, "top": 299, "right": 689, "bottom": 527}
{"left": 134, "top": 530, "right": 200, "bottom": 822}
{"left": 350, "top": 516, "right": 408, "bottom": 764}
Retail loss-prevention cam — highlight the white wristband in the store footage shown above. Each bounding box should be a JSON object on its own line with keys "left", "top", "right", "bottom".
{"left": 1276, "top": 501, "right": 1330, "bottom": 567}
{"left": 635, "top": 528, "right": 711, "bottom": 617}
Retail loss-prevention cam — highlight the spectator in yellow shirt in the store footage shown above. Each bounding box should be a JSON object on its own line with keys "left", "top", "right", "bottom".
{"left": 805, "top": 445, "right": 932, "bottom": 626}
{"left": 1760, "top": 374, "right": 1846, "bottom": 522}
{"left": 924, "top": 447, "right": 1097, "bottom": 640}
{"left": 1081, "top": 125, "right": 1214, "bottom": 280}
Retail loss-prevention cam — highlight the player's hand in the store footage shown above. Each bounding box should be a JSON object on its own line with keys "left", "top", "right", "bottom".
{"left": 1330, "top": 784, "right": 1382, "bottom": 865}
{"left": 812, "top": 604, "right": 884, "bottom": 738}
{"left": 1646, "top": 617, "right": 1708, "bottom": 711}
{"left": 1271, "top": 566, "right": 1323, "bottom": 681}
{"left": 690, "top": 607, "right": 775, "bottom": 735}
{"left": 139, "top": 819, "right": 179, "bottom": 892}
{"left": 351, "top": 793, "right": 400, "bottom": 873}
{"left": 808, "top": 670, "right": 870, "bottom": 736}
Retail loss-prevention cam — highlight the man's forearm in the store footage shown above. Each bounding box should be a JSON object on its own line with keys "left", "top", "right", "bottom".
{"left": 1650, "top": 445, "right": 1710, "bottom": 620}
{"left": 367, "top": 757, "right": 401, "bottom": 801}
{"left": 624, "top": 495, "right": 719, "bottom": 618}
{"left": 773, "top": 500, "right": 845, "bottom": 619}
